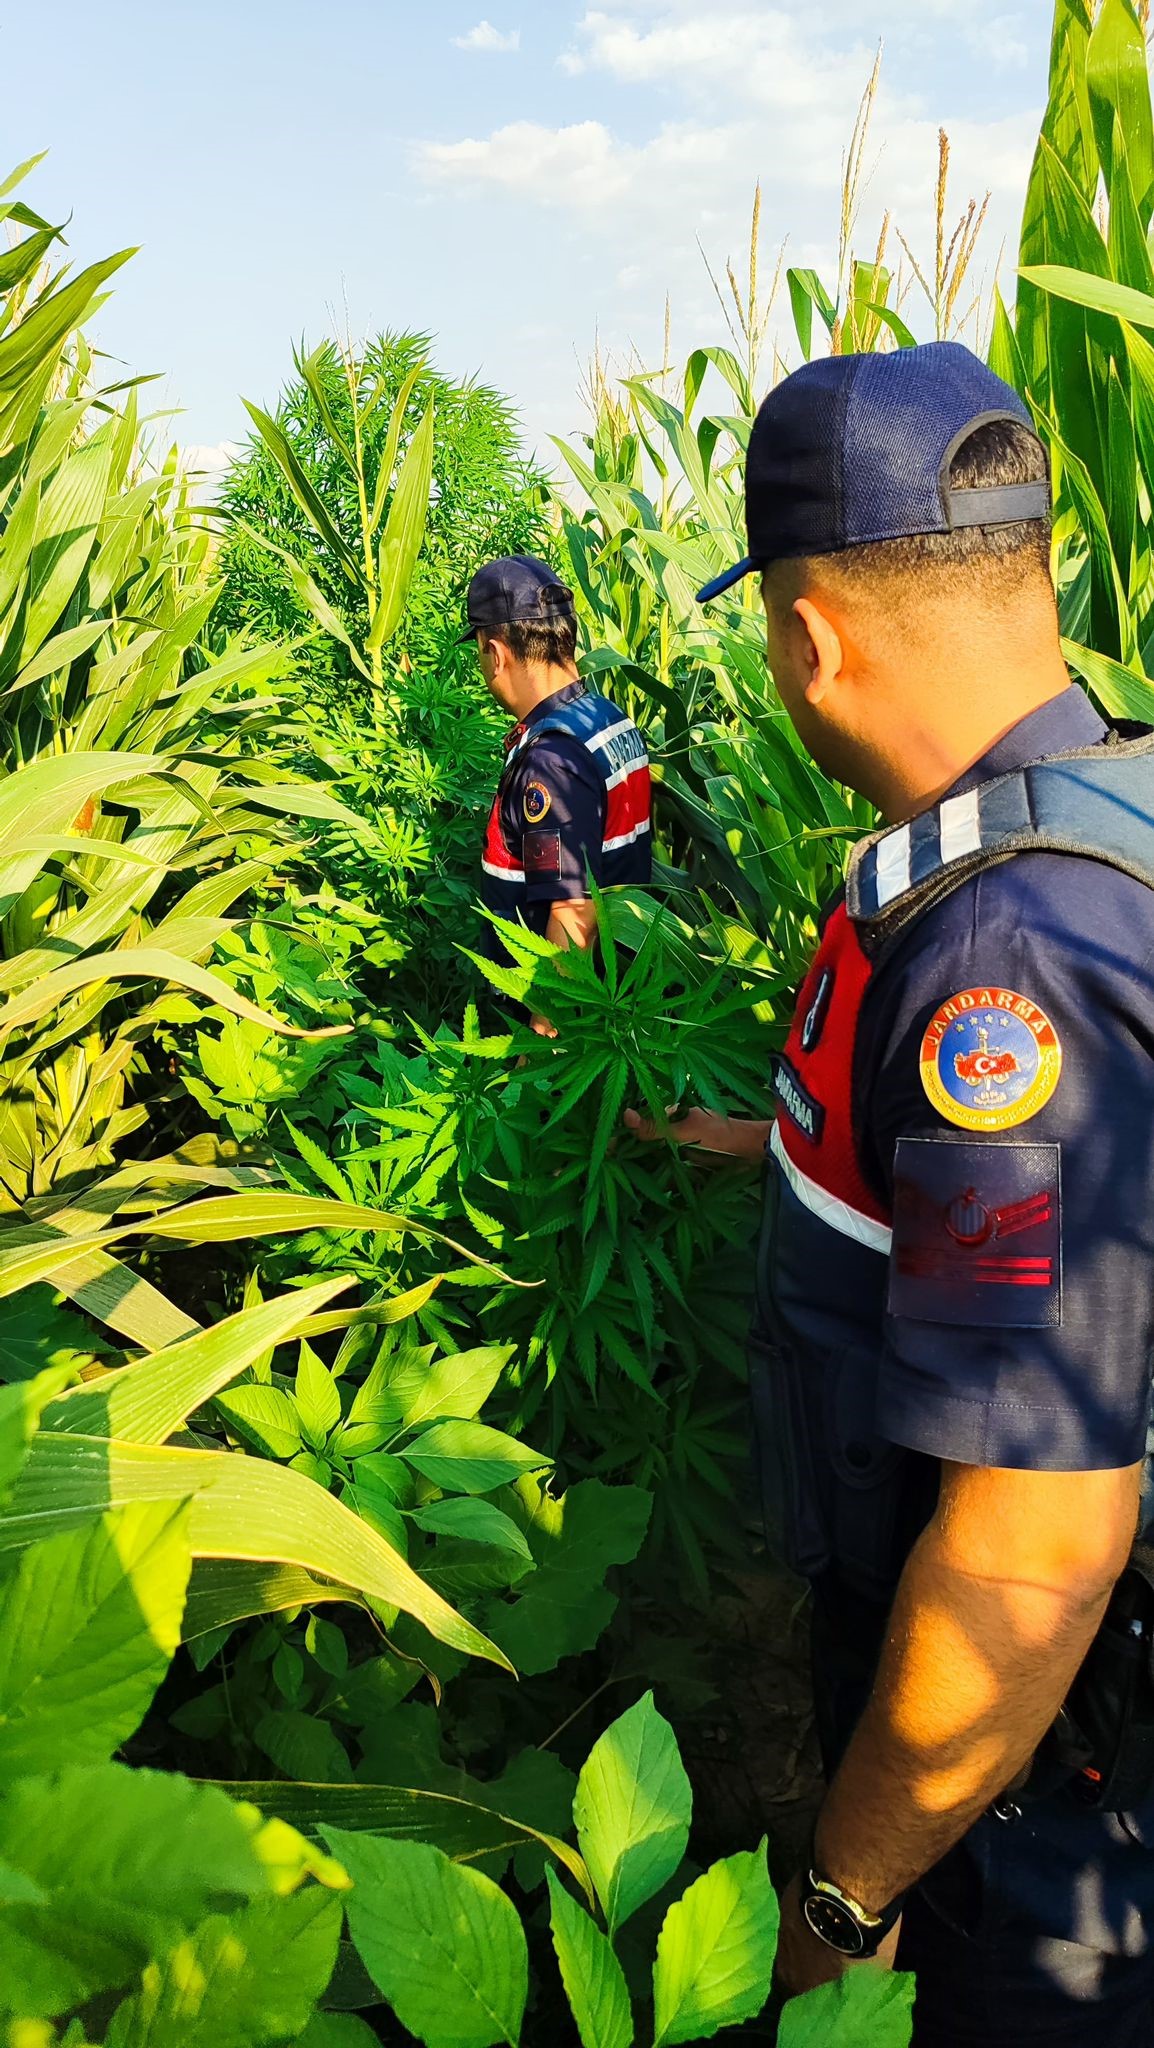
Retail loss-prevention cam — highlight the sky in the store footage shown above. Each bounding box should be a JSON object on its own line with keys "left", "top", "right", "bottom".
{"left": 5, "top": 1, "right": 1050, "bottom": 479}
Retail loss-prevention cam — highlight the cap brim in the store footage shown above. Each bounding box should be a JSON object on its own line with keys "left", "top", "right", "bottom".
{"left": 457, "top": 622, "right": 480, "bottom": 645}
{"left": 695, "top": 556, "right": 760, "bottom": 604}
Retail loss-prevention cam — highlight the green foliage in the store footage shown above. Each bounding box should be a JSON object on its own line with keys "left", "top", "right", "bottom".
{"left": 776, "top": 1969, "right": 917, "bottom": 2046}
{"left": 574, "top": 1693, "right": 692, "bottom": 1937}
{"left": 215, "top": 335, "right": 555, "bottom": 1025}
{"left": 651, "top": 1847, "right": 779, "bottom": 2044}
{"left": 328, "top": 1831, "right": 530, "bottom": 2048}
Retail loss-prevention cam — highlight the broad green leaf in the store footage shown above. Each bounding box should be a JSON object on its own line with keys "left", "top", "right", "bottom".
{"left": 1, "top": 1432, "right": 510, "bottom": 1669}
{"left": 776, "top": 1968, "right": 916, "bottom": 2048}
{"left": 0, "top": 1502, "right": 191, "bottom": 1782}
{"left": 325, "top": 1830, "right": 528, "bottom": 2048}
{"left": 254, "top": 1708, "right": 352, "bottom": 1784}
{"left": 0, "top": 1368, "right": 73, "bottom": 1505}
{"left": 182, "top": 1559, "right": 362, "bottom": 1642}
{"left": 297, "top": 2017, "right": 381, "bottom": 2047}
{"left": 43, "top": 1278, "right": 350, "bottom": 1444}
{"left": 369, "top": 401, "right": 435, "bottom": 651}
{"left": 103, "top": 1887, "right": 343, "bottom": 2048}
{"left": 546, "top": 1868, "right": 633, "bottom": 2048}
{"left": 400, "top": 1344, "right": 514, "bottom": 1427}
{"left": 1060, "top": 637, "right": 1154, "bottom": 720}
{"left": 1018, "top": 261, "right": 1154, "bottom": 327}
{"left": 1087, "top": 0, "right": 1154, "bottom": 220}
{"left": 651, "top": 1846, "right": 778, "bottom": 2045}
{"left": 229, "top": 1780, "right": 592, "bottom": 1902}
{"left": 0, "top": 1192, "right": 503, "bottom": 1304}
{"left": 484, "top": 1479, "right": 651, "bottom": 1676}
{"left": 0, "top": 250, "right": 134, "bottom": 391}
{"left": 0, "top": 946, "right": 351, "bottom": 1045}
{"left": 403, "top": 1421, "right": 551, "bottom": 1495}
{"left": 0, "top": 1764, "right": 272, "bottom": 2014}
{"left": 296, "top": 1340, "right": 343, "bottom": 1448}
{"left": 241, "top": 398, "right": 362, "bottom": 587}
{"left": 411, "top": 1497, "right": 532, "bottom": 1560}
{"left": 573, "top": 1692, "right": 692, "bottom": 1935}
{"left": 216, "top": 1384, "right": 305, "bottom": 1459}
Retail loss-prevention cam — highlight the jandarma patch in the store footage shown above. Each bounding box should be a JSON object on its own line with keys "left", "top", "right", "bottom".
{"left": 919, "top": 987, "right": 1062, "bottom": 1133}
{"left": 523, "top": 780, "right": 553, "bottom": 824}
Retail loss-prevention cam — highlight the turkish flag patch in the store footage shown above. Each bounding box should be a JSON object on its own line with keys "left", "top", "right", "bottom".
{"left": 523, "top": 830, "right": 562, "bottom": 877}
{"left": 889, "top": 1138, "right": 1062, "bottom": 1329}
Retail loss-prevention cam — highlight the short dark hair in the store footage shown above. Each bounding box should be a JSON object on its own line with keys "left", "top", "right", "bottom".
{"left": 479, "top": 613, "right": 578, "bottom": 668}
{"left": 768, "top": 417, "right": 1053, "bottom": 603}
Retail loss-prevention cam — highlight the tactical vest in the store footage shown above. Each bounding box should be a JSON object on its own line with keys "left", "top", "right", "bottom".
{"left": 756, "top": 730, "right": 1154, "bottom": 1607}
{"left": 481, "top": 688, "right": 651, "bottom": 903}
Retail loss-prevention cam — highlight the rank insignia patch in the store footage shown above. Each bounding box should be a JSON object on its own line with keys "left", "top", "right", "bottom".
{"left": 523, "top": 780, "right": 553, "bottom": 824}
{"left": 919, "top": 987, "right": 1062, "bottom": 1133}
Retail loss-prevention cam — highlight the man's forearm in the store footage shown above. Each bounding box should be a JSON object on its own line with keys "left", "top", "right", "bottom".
{"left": 812, "top": 1492, "right": 1124, "bottom": 1913}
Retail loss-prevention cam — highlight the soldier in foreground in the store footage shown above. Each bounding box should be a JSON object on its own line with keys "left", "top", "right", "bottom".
{"left": 630, "top": 345, "right": 1154, "bottom": 2043}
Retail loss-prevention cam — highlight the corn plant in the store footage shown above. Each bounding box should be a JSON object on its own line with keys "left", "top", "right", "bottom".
{"left": 989, "top": 0, "right": 1154, "bottom": 720}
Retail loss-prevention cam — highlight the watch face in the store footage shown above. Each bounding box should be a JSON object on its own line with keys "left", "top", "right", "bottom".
{"left": 802, "top": 1892, "right": 868, "bottom": 1957}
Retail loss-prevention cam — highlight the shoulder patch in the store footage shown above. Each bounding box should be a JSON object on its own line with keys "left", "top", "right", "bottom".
{"left": 523, "top": 830, "right": 561, "bottom": 877}
{"left": 889, "top": 1137, "right": 1061, "bottom": 1329}
{"left": 523, "top": 780, "right": 553, "bottom": 824}
{"left": 919, "top": 987, "right": 1062, "bottom": 1133}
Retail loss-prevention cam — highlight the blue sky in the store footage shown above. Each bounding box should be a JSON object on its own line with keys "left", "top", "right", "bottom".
{"left": 6, "top": 2, "right": 1049, "bottom": 476}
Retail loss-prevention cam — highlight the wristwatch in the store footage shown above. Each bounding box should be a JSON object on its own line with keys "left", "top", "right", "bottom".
{"left": 799, "top": 1868, "right": 905, "bottom": 1959}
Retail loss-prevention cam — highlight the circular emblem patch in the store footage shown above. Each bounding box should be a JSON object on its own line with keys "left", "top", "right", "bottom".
{"left": 523, "top": 780, "right": 552, "bottom": 824}
{"left": 919, "top": 987, "right": 1062, "bottom": 1133}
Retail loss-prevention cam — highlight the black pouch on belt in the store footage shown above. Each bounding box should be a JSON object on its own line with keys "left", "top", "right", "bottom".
{"left": 1060, "top": 1541, "right": 1154, "bottom": 1812}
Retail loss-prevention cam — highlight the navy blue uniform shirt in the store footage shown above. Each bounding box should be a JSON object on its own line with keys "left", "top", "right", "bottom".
{"left": 856, "top": 688, "right": 1154, "bottom": 1485}
{"left": 479, "top": 680, "right": 652, "bottom": 963}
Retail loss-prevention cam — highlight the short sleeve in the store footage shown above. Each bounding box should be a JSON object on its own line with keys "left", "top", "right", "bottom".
{"left": 502, "top": 737, "right": 605, "bottom": 904}
{"left": 859, "top": 855, "right": 1154, "bottom": 1474}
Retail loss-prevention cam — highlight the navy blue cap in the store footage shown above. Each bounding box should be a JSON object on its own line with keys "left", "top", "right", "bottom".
{"left": 697, "top": 342, "right": 1050, "bottom": 603}
{"left": 460, "top": 555, "right": 575, "bottom": 643}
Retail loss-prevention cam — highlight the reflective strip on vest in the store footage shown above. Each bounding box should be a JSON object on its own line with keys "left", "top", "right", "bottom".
{"left": 770, "top": 1121, "right": 893, "bottom": 1255}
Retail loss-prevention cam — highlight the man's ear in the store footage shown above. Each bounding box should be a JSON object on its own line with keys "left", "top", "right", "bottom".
{"left": 793, "top": 596, "right": 845, "bottom": 706}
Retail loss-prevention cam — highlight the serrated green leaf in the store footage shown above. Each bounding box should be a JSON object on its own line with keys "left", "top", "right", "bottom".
{"left": 103, "top": 1886, "right": 343, "bottom": 2048}
{"left": 573, "top": 1692, "right": 691, "bottom": 1936}
{"left": 776, "top": 1967, "right": 916, "bottom": 2047}
{"left": 484, "top": 1479, "right": 651, "bottom": 1676}
{"left": 401, "top": 1345, "right": 514, "bottom": 1428}
{"left": 326, "top": 1829, "right": 528, "bottom": 2048}
{"left": 0, "top": 1764, "right": 273, "bottom": 2014}
{"left": 217, "top": 1384, "right": 305, "bottom": 1459}
{"left": 546, "top": 1869, "right": 633, "bottom": 2048}
{"left": 403, "top": 1421, "right": 551, "bottom": 1495}
{"left": 0, "top": 1502, "right": 191, "bottom": 1783}
{"left": 652, "top": 1845, "right": 778, "bottom": 2044}
{"left": 412, "top": 1497, "right": 532, "bottom": 1560}
{"left": 296, "top": 1340, "right": 343, "bottom": 1449}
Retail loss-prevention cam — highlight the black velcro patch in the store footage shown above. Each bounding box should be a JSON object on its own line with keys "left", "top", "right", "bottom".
{"left": 523, "top": 831, "right": 562, "bottom": 877}
{"left": 774, "top": 1055, "right": 826, "bottom": 1144}
{"left": 889, "top": 1138, "right": 1061, "bottom": 1329}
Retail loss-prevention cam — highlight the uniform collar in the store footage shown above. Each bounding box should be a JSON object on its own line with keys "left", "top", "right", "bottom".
{"left": 504, "top": 678, "right": 587, "bottom": 752}
{"left": 945, "top": 686, "right": 1107, "bottom": 799}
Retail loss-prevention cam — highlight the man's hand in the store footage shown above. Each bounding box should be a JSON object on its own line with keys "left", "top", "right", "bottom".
{"left": 773, "top": 1874, "right": 901, "bottom": 1999}
{"left": 529, "top": 1013, "right": 558, "bottom": 1039}
{"left": 624, "top": 1106, "right": 773, "bottom": 1159}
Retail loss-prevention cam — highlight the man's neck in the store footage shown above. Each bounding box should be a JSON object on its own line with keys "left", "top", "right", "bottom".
{"left": 872, "top": 666, "right": 1074, "bottom": 823}
{"left": 507, "top": 664, "right": 581, "bottom": 722}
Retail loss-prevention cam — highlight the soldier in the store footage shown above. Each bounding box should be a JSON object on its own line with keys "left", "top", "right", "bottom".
{"left": 462, "top": 555, "right": 651, "bottom": 1028}
{"left": 629, "top": 345, "right": 1154, "bottom": 2042}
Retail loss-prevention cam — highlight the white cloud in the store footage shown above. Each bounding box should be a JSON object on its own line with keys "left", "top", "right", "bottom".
{"left": 418, "top": 0, "right": 1044, "bottom": 458}
{"left": 453, "top": 20, "right": 521, "bottom": 52}
{"left": 178, "top": 442, "right": 240, "bottom": 500}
